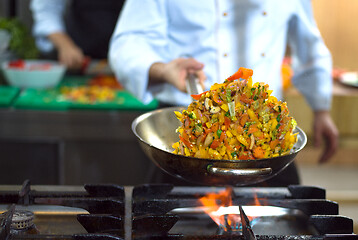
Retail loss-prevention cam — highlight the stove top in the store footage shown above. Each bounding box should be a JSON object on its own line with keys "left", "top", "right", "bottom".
{"left": 0, "top": 180, "right": 357, "bottom": 240}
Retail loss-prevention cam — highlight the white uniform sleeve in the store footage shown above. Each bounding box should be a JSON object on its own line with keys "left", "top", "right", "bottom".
{"left": 288, "top": 0, "right": 333, "bottom": 111}
{"left": 109, "top": 0, "right": 169, "bottom": 103}
{"left": 30, "top": 0, "right": 67, "bottom": 52}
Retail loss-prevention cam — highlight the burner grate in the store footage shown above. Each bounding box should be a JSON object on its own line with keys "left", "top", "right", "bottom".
{"left": 131, "top": 184, "right": 357, "bottom": 240}
{"left": 0, "top": 180, "right": 125, "bottom": 239}
{"left": 0, "top": 181, "right": 357, "bottom": 240}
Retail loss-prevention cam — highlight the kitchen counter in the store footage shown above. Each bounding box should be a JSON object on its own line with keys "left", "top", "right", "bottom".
{"left": 0, "top": 75, "right": 161, "bottom": 186}
{"left": 0, "top": 108, "right": 159, "bottom": 186}
{"left": 0, "top": 108, "right": 139, "bottom": 140}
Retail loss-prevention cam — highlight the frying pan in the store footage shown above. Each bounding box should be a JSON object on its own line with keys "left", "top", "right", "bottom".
{"left": 132, "top": 107, "right": 306, "bottom": 186}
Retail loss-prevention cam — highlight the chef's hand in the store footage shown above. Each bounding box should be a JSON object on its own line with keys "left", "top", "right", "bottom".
{"left": 313, "top": 111, "right": 339, "bottom": 163}
{"left": 48, "top": 32, "right": 85, "bottom": 69}
{"left": 149, "top": 58, "right": 206, "bottom": 92}
{"left": 57, "top": 44, "right": 84, "bottom": 70}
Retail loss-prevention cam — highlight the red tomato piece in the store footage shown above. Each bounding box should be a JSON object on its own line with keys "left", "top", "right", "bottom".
{"left": 8, "top": 60, "right": 25, "bottom": 69}
{"left": 210, "top": 139, "right": 220, "bottom": 149}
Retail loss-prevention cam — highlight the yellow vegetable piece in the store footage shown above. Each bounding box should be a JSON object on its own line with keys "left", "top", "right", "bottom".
{"left": 172, "top": 142, "right": 179, "bottom": 149}
{"left": 247, "top": 109, "right": 259, "bottom": 122}
{"left": 219, "top": 145, "right": 226, "bottom": 156}
{"left": 219, "top": 112, "right": 225, "bottom": 124}
{"left": 270, "top": 119, "right": 278, "bottom": 131}
{"left": 184, "top": 147, "right": 190, "bottom": 156}
{"left": 237, "top": 135, "right": 248, "bottom": 147}
{"left": 247, "top": 76, "right": 253, "bottom": 89}
{"left": 174, "top": 111, "right": 182, "bottom": 118}
{"left": 221, "top": 103, "right": 229, "bottom": 112}
{"left": 210, "top": 83, "right": 225, "bottom": 91}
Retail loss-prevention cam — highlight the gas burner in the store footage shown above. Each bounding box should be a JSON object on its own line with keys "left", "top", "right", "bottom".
{"left": 0, "top": 180, "right": 357, "bottom": 240}
{"left": 0, "top": 205, "right": 39, "bottom": 236}
{"left": 131, "top": 184, "right": 358, "bottom": 239}
{"left": 10, "top": 210, "right": 35, "bottom": 230}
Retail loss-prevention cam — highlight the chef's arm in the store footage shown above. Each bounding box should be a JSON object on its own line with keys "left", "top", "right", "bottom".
{"left": 109, "top": 0, "right": 169, "bottom": 104}
{"left": 30, "top": 0, "right": 84, "bottom": 69}
{"left": 149, "top": 58, "right": 206, "bottom": 92}
{"left": 287, "top": 1, "right": 339, "bottom": 163}
{"left": 48, "top": 32, "right": 84, "bottom": 69}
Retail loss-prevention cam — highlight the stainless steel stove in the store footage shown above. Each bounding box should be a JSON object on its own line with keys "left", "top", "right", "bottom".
{"left": 0, "top": 180, "right": 357, "bottom": 240}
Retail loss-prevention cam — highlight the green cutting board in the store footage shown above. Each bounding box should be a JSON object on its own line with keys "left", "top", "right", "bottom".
{"left": 13, "top": 76, "right": 158, "bottom": 111}
{"left": 13, "top": 88, "right": 70, "bottom": 110}
{"left": 0, "top": 86, "right": 20, "bottom": 107}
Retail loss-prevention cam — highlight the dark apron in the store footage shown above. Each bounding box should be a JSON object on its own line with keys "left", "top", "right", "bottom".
{"left": 65, "top": 0, "right": 124, "bottom": 59}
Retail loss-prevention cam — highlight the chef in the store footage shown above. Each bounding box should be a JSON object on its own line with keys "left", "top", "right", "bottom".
{"left": 30, "top": 0, "right": 124, "bottom": 70}
{"left": 109, "top": 0, "right": 339, "bottom": 186}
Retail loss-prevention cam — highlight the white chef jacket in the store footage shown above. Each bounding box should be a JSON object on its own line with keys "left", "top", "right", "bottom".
{"left": 109, "top": 0, "right": 332, "bottom": 110}
{"left": 30, "top": 0, "right": 68, "bottom": 53}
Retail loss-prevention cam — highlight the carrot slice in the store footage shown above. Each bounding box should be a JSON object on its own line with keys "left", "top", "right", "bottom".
{"left": 211, "top": 122, "right": 220, "bottom": 132}
{"left": 224, "top": 117, "right": 231, "bottom": 129}
{"left": 240, "top": 113, "right": 249, "bottom": 127}
{"left": 269, "top": 139, "right": 280, "bottom": 150}
{"left": 253, "top": 146, "right": 265, "bottom": 159}
{"left": 240, "top": 93, "right": 253, "bottom": 104}
{"left": 248, "top": 124, "right": 259, "bottom": 134}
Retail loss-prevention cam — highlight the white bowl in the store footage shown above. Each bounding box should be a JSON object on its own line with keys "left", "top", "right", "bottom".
{"left": 339, "top": 71, "right": 358, "bottom": 87}
{"left": 1, "top": 60, "right": 66, "bottom": 89}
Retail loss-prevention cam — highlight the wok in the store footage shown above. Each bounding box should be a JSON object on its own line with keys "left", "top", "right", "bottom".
{"left": 132, "top": 107, "right": 307, "bottom": 186}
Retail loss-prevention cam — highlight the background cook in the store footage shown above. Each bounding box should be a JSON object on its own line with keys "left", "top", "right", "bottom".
{"left": 30, "top": 0, "right": 124, "bottom": 70}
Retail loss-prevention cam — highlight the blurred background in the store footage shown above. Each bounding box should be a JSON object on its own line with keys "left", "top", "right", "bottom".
{"left": 0, "top": 0, "right": 357, "bottom": 232}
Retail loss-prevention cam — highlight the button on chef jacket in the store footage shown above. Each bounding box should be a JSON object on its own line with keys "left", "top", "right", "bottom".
{"left": 109, "top": 0, "right": 332, "bottom": 110}
{"left": 31, "top": 0, "right": 124, "bottom": 59}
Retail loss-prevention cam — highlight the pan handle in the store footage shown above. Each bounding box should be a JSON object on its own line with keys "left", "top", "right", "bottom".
{"left": 186, "top": 73, "right": 203, "bottom": 96}
{"left": 207, "top": 166, "right": 272, "bottom": 177}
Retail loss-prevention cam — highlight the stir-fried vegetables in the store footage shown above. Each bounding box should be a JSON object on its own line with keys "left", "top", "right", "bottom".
{"left": 172, "top": 67, "right": 298, "bottom": 160}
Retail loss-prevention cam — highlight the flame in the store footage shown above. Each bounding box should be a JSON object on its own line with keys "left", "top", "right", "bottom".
{"left": 198, "top": 187, "right": 264, "bottom": 231}
{"left": 198, "top": 187, "right": 238, "bottom": 231}
{"left": 252, "top": 189, "right": 262, "bottom": 206}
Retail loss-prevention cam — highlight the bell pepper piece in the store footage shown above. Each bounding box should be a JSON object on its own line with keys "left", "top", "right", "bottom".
{"left": 179, "top": 135, "right": 192, "bottom": 148}
{"left": 226, "top": 67, "right": 253, "bottom": 81}
{"left": 191, "top": 91, "right": 208, "bottom": 100}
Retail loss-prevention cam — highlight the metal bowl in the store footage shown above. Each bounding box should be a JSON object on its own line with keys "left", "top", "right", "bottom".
{"left": 132, "top": 107, "right": 307, "bottom": 186}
